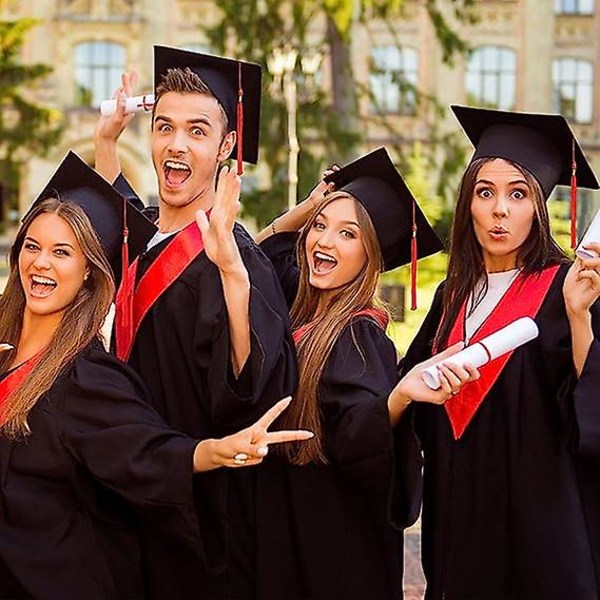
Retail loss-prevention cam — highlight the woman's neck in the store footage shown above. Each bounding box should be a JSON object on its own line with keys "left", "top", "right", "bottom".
{"left": 13, "top": 310, "right": 61, "bottom": 367}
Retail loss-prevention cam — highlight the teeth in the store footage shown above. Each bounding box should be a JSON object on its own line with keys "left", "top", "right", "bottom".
{"left": 32, "top": 275, "right": 56, "bottom": 285}
{"left": 315, "top": 252, "right": 336, "bottom": 263}
{"left": 165, "top": 161, "right": 190, "bottom": 170}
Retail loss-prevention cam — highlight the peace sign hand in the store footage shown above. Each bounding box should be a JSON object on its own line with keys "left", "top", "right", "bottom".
{"left": 196, "top": 398, "right": 314, "bottom": 471}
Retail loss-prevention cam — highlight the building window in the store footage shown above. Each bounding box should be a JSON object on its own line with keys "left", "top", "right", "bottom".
{"left": 74, "top": 41, "right": 125, "bottom": 107}
{"left": 553, "top": 58, "right": 593, "bottom": 123}
{"left": 370, "top": 45, "right": 418, "bottom": 115}
{"left": 466, "top": 46, "right": 516, "bottom": 110}
{"left": 555, "top": 0, "right": 594, "bottom": 14}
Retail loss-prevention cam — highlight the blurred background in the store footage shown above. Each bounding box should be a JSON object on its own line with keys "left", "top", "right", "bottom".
{"left": 2, "top": 1, "right": 600, "bottom": 596}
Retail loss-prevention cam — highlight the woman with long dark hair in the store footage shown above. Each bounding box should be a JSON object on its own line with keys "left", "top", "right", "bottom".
{"left": 252, "top": 148, "right": 478, "bottom": 599}
{"left": 0, "top": 156, "right": 311, "bottom": 599}
{"left": 401, "top": 106, "right": 600, "bottom": 598}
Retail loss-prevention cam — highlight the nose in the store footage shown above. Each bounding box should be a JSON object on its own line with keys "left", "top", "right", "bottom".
{"left": 315, "top": 228, "right": 335, "bottom": 249}
{"left": 167, "top": 128, "right": 188, "bottom": 155}
{"left": 492, "top": 194, "right": 509, "bottom": 219}
{"left": 32, "top": 250, "right": 52, "bottom": 270}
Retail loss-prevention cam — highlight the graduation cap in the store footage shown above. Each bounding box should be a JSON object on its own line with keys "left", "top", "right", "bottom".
{"left": 30, "top": 151, "right": 156, "bottom": 268}
{"left": 325, "top": 147, "right": 443, "bottom": 309}
{"left": 154, "top": 45, "right": 262, "bottom": 174}
{"left": 451, "top": 104, "right": 600, "bottom": 247}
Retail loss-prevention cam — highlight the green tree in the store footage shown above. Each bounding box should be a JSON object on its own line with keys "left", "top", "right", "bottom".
{"left": 0, "top": 16, "right": 63, "bottom": 160}
{"left": 206, "top": 0, "right": 476, "bottom": 227}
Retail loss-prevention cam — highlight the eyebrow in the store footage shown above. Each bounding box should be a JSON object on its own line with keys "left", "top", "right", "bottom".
{"left": 317, "top": 214, "right": 360, "bottom": 228}
{"left": 476, "top": 178, "right": 529, "bottom": 186}
{"left": 154, "top": 114, "right": 213, "bottom": 127}
{"left": 24, "top": 236, "right": 75, "bottom": 250}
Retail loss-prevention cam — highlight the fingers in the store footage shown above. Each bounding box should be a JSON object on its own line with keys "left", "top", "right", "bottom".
{"left": 438, "top": 361, "right": 478, "bottom": 396}
{"left": 214, "top": 166, "right": 241, "bottom": 220}
{"left": 252, "top": 397, "right": 292, "bottom": 431}
{"left": 263, "top": 430, "right": 314, "bottom": 444}
{"left": 195, "top": 209, "right": 209, "bottom": 236}
{"left": 121, "top": 70, "right": 139, "bottom": 97}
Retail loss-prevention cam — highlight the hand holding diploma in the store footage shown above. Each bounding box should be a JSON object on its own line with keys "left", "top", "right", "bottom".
{"left": 100, "top": 94, "right": 155, "bottom": 117}
{"left": 422, "top": 317, "right": 539, "bottom": 390}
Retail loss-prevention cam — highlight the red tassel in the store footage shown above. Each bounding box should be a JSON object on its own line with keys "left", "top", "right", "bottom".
{"left": 410, "top": 199, "right": 418, "bottom": 311}
{"left": 570, "top": 139, "right": 577, "bottom": 249}
{"left": 236, "top": 62, "right": 244, "bottom": 176}
{"left": 117, "top": 199, "right": 132, "bottom": 343}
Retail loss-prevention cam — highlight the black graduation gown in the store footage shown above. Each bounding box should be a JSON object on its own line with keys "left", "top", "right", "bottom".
{"left": 254, "top": 233, "right": 422, "bottom": 600}
{"left": 573, "top": 318, "right": 600, "bottom": 592}
{"left": 401, "top": 264, "right": 600, "bottom": 599}
{"left": 117, "top": 190, "right": 297, "bottom": 595}
{"left": 0, "top": 342, "right": 202, "bottom": 599}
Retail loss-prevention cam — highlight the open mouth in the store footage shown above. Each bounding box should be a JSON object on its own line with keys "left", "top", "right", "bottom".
{"left": 29, "top": 274, "right": 57, "bottom": 298}
{"left": 163, "top": 160, "right": 192, "bottom": 186}
{"left": 313, "top": 251, "right": 338, "bottom": 275}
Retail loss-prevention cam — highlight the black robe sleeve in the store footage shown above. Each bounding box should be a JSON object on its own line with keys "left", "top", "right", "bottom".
{"left": 258, "top": 231, "right": 301, "bottom": 309}
{"left": 203, "top": 232, "right": 298, "bottom": 432}
{"left": 320, "top": 317, "right": 421, "bottom": 528}
{"left": 59, "top": 346, "right": 207, "bottom": 595}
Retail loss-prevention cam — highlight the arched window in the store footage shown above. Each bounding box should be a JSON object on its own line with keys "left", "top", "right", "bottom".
{"left": 466, "top": 46, "right": 516, "bottom": 110}
{"left": 554, "top": 0, "right": 594, "bottom": 14}
{"left": 553, "top": 58, "right": 594, "bottom": 123}
{"left": 74, "top": 41, "right": 125, "bottom": 107}
{"left": 370, "top": 46, "right": 418, "bottom": 115}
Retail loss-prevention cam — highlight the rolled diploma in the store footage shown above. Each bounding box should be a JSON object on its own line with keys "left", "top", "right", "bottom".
{"left": 422, "top": 317, "right": 539, "bottom": 390}
{"left": 576, "top": 208, "right": 600, "bottom": 259}
{"left": 100, "top": 94, "right": 155, "bottom": 117}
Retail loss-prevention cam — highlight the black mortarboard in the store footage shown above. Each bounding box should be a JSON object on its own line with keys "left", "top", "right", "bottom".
{"left": 154, "top": 45, "right": 262, "bottom": 170}
{"left": 325, "top": 147, "right": 443, "bottom": 308}
{"left": 30, "top": 151, "right": 157, "bottom": 267}
{"left": 451, "top": 105, "right": 600, "bottom": 246}
{"left": 325, "top": 147, "right": 443, "bottom": 270}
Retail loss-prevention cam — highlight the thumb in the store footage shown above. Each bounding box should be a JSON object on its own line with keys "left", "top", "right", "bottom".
{"left": 195, "top": 209, "right": 209, "bottom": 236}
{"left": 421, "top": 341, "right": 465, "bottom": 369}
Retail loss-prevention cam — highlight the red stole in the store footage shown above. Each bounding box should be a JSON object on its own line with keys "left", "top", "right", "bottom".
{"left": 0, "top": 352, "right": 44, "bottom": 420}
{"left": 292, "top": 307, "right": 389, "bottom": 345}
{"left": 115, "top": 221, "right": 206, "bottom": 361}
{"left": 442, "top": 265, "right": 560, "bottom": 440}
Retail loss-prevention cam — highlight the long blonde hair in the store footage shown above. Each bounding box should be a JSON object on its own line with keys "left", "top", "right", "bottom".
{"left": 0, "top": 198, "right": 115, "bottom": 439}
{"left": 279, "top": 192, "right": 386, "bottom": 465}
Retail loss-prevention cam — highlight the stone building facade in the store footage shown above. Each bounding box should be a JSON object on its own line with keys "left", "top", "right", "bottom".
{"left": 3, "top": 0, "right": 600, "bottom": 227}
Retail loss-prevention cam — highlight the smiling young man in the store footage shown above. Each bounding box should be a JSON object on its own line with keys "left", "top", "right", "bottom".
{"left": 94, "top": 46, "right": 297, "bottom": 598}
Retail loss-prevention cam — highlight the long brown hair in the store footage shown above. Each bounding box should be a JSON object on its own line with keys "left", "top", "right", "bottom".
{"left": 0, "top": 198, "right": 115, "bottom": 438}
{"left": 437, "top": 157, "right": 568, "bottom": 349}
{"left": 279, "top": 191, "right": 387, "bottom": 465}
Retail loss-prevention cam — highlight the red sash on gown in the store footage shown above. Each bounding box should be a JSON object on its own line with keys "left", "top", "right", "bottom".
{"left": 0, "top": 352, "right": 44, "bottom": 421}
{"left": 441, "top": 265, "right": 560, "bottom": 440}
{"left": 115, "top": 221, "right": 206, "bottom": 361}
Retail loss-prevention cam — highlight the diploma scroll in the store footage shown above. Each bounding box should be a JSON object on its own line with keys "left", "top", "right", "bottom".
{"left": 100, "top": 94, "right": 156, "bottom": 117}
{"left": 422, "top": 317, "right": 539, "bottom": 390}
{"left": 576, "top": 208, "right": 600, "bottom": 260}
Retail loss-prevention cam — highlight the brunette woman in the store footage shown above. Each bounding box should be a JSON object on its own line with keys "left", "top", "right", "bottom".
{"left": 252, "top": 148, "right": 477, "bottom": 599}
{"left": 0, "top": 155, "right": 311, "bottom": 599}
{"left": 401, "top": 106, "right": 600, "bottom": 599}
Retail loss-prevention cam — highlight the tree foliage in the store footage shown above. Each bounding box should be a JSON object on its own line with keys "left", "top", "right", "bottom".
{"left": 205, "top": 0, "right": 476, "bottom": 227}
{"left": 0, "top": 16, "right": 63, "bottom": 160}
